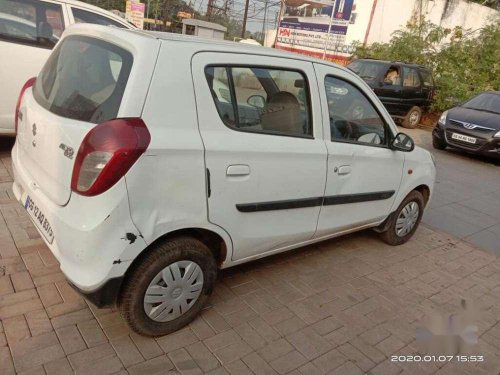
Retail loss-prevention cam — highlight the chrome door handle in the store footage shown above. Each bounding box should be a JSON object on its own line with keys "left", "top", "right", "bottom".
{"left": 337, "top": 165, "right": 351, "bottom": 175}
{"left": 226, "top": 165, "right": 250, "bottom": 176}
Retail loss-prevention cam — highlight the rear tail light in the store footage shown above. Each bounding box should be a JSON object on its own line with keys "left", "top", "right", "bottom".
{"left": 15, "top": 77, "right": 36, "bottom": 134}
{"left": 71, "top": 118, "right": 150, "bottom": 196}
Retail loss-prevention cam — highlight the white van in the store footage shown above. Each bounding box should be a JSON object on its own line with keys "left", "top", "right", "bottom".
{"left": 0, "top": 0, "right": 134, "bottom": 135}
{"left": 12, "top": 24, "right": 436, "bottom": 336}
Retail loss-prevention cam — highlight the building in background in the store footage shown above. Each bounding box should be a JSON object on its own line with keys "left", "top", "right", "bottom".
{"left": 274, "top": 0, "right": 499, "bottom": 65}
{"left": 182, "top": 18, "right": 227, "bottom": 39}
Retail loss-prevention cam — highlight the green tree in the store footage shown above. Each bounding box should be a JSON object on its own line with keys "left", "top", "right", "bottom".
{"left": 353, "top": 18, "right": 500, "bottom": 111}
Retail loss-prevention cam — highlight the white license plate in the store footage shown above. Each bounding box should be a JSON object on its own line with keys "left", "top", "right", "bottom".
{"left": 451, "top": 133, "right": 476, "bottom": 144}
{"left": 23, "top": 195, "right": 54, "bottom": 244}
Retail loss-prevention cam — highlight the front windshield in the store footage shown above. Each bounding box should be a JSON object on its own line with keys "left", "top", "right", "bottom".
{"left": 462, "top": 93, "right": 500, "bottom": 114}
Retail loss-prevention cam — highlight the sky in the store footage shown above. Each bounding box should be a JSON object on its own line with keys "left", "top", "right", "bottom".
{"left": 187, "top": 0, "right": 282, "bottom": 33}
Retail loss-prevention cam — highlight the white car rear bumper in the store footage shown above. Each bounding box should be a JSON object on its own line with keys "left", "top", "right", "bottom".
{"left": 11, "top": 142, "right": 147, "bottom": 293}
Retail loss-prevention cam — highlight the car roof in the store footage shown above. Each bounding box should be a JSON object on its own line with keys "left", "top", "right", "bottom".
{"left": 142, "top": 29, "right": 351, "bottom": 68}
{"left": 353, "top": 58, "right": 430, "bottom": 70}
{"left": 66, "top": 23, "right": 355, "bottom": 75}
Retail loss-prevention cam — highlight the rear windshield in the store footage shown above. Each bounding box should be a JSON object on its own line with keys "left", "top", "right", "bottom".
{"left": 33, "top": 35, "right": 133, "bottom": 123}
{"left": 347, "top": 60, "right": 385, "bottom": 81}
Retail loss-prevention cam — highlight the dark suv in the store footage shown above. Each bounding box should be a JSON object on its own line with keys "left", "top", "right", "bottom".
{"left": 347, "top": 59, "right": 436, "bottom": 128}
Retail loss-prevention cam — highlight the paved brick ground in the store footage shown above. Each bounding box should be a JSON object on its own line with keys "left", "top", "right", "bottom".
{"left": 1, "top": 139, "right": 500, "bottom": 374}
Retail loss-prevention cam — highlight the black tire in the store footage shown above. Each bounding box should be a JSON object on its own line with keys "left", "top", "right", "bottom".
{"left": 379, "top": 191, "right": 424, "bottom": 246}
{"left": 402, "top": 106, "right": 422, "bottom": 129}
{"left": 118, "top": 237, "right": 217, "bottom": 337}
{"left": 432, "top": 135, "right": 447, "bottom": 150}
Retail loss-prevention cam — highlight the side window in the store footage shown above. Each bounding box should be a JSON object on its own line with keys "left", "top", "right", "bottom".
{"left": 382, "top": 65, "right": 401, "bottom": 86}
{"left": 420, "top": 70, "right": 434, "bottom": 87}
{"left": 325, "top": 76, "right": 387, "bottom": 146}
{"left": 205, "top": 66, "right": 312, "bottom": 138}
{"left": 0, "top": 0, "right": 64, "bottom": 48}
{"left": 403, "top": 67, "right": 421, "bottom": 88}
{"left": 72, "top": 8, "right": 127, "bottom": 28}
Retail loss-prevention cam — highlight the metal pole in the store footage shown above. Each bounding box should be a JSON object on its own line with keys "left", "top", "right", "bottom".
{"left": 241, "top": 0, "right": 250, "bottom": 38}
{"left": 322, "top": 0, "right": 337, "bottom": 60}
{"left": 261, "top": 0, "right": 268, "bottom": 44}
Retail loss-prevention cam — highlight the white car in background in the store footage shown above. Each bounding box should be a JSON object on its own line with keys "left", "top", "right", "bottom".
{"left": 0, "top": 0, "right": 135, "bottom": 135}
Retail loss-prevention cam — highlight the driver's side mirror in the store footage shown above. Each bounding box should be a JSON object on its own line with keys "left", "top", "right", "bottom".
{"left": 391, "top": 132, "right": 415, "bottom": 152}
{"left": 247, "top": 95, "right": 266, "bottom": 109}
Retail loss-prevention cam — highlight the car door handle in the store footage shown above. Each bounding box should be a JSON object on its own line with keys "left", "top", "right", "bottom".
{"left": 226, "top": 165, "right": 250, "bottom": 176}
{"left": 337, "top": 165, "right": 351, "bottom": 175}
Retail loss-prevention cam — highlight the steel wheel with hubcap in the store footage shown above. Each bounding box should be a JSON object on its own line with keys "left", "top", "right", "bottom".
{"left": 144, "top": 261, "right": 204, "bottom": 322}
{"left": 119, "top": 237, "right": 217, "bottom": 337}
{"left": 402, "top": 106, "right": 422, "bottom": 129}
{"left": 379, "top": 190, "right": 424, "bottom": 246}
{"left": 395, "top": 201, "right": 419, "bottom": 237}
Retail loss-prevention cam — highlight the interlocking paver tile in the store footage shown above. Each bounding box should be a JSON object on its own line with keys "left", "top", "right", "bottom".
{"left": 56, "top": 325, "right": 87, "bottom": 355}
{"left": 1, "top": 141, "right": 500, "bottom": 374}
{"left": 10, "top": 331, "right": 65, "bottom": 372}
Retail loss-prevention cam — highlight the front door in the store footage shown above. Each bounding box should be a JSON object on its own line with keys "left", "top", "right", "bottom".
{"left": 192, "top": 53, "right": 327, "bottom": 261}
{"left": 314, "top": 63, "right": 405, "bottom": 237}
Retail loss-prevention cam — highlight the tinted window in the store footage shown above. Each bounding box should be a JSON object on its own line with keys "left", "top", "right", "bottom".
{"left": 33, "top": 35, "right": 133, "bottom": 123}
{"left": 325, "top": 76, "right": 387, "bottom": 146}
{"left": 0, "top": 0, "right": 64, "bottom": 48}
{"left": 403, "top": 67, "right": 421, "bottom": 88}
{"left": 463, "top": 93, "right": 500, "bottom": 114}
{"left": 347, "top": 61, "right": 385, "bottom": 81}
{"left": 72, "top": 8, "right": 126, "bottom": 28}
{"left": 206, "top": 66, "right": 312, "bottom": 138}
{"left": 420, "top": 69, "right": 434, "bottom": 87}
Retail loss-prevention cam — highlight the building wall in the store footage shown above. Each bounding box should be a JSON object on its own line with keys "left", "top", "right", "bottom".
{"left": 366, "top": 0, "right": 499, "bottom": 45}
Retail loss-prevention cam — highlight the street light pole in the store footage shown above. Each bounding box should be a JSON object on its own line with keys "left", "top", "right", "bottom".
{"left": 322, "top": 0, "right": 337, "bottom": 60}
{"left": 261, "top": 0, "right": 268, "bottom": 44}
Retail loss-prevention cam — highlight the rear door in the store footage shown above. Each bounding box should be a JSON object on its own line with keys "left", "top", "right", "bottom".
{"left": 401, "top": 66, "right": 425, "bottom": 112}
{"left": 192, "top": 53, "right": 327, "bottom": 261}
{"left": 0, "top": 0, "right": 68, "bottom": 132}
{"left": 15, "top": 28, "right": 159, "bottom": 205}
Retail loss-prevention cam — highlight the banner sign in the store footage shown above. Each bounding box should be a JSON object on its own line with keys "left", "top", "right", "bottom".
{"left": 275, "top": 0, "right": 360, "bottom": 65}
{"left": 125, "top": 0, "right": 145, "bottom": 29}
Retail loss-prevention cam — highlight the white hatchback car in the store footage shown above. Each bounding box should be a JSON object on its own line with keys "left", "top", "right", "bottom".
{"left": 0, "top": 0, "right": 134, "bottom": 135}
{"left": 12, "top": 24, "right": 436, "bottom": 336}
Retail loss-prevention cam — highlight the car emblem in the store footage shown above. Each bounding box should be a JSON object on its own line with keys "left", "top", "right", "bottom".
{"left": 59, "top": 143, "right": 74, "bottom": 160}
{"left": 32, "top": 123, "right": 37, "bottom": 136}
{"left": 463, "top": 123, "right": 476, "bottom": 130}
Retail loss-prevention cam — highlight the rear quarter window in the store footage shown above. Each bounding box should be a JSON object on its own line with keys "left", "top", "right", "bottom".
{"left": 33, "top": 35, "right": 133, "bottom": 123}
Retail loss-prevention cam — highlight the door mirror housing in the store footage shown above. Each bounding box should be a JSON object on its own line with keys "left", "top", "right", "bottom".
{"left": 247, "top": 95, "right": 266, "bottom": 109}
{"left": 391, "top": 132, "right": 415, "bottom": 152}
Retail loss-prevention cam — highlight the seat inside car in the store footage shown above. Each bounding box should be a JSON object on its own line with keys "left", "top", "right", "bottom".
{"left": 261, "top": 91, "right": 302, "bottom": 135}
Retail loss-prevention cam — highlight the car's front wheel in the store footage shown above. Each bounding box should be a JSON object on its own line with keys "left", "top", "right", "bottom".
{"left": 432, "top": 135, "right": 447, "bottom": 150}
{"left": 119, "top": 237, "right": 217, "bottom": 337}
{"left": 379, "top": 190, "right": 424, "bottom": 246}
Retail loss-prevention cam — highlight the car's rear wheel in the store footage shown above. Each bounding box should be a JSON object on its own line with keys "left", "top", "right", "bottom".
{"left": 379, "top": 190, "right": 424, "bottom": 246}
{"left": 402, "top": 106, "right": 422, "bottom": 129}
{"left": 119, "top": 237, "right": 217, "bottom": 337}
{"left": 432, "top": 135, "right": 447, "bottom": 150}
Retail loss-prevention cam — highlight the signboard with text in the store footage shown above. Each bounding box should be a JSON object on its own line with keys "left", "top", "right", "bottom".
{"left": 275, "top": 0, "right": 359, "bottom": 65}
{"left": 125, "top": 0, "right": 145, "bottom": 29}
